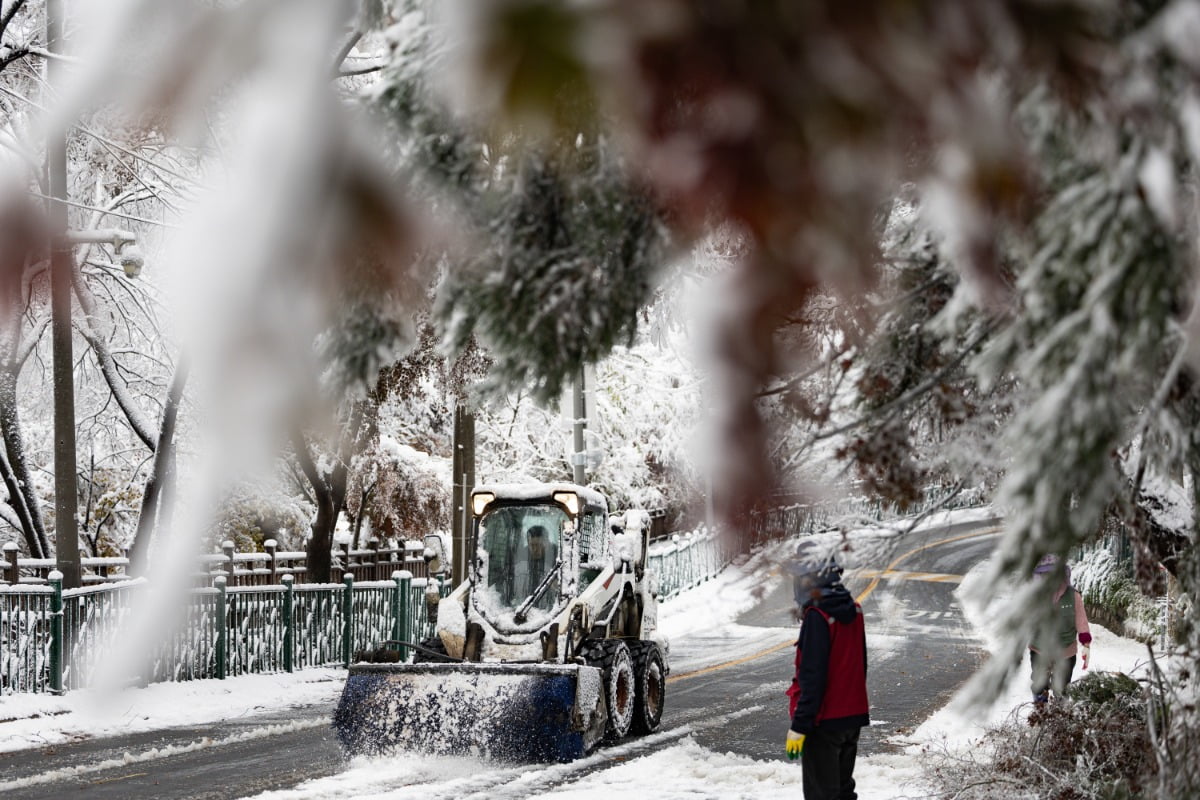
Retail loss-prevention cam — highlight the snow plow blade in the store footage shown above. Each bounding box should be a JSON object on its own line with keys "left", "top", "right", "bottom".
{"left": 333, "top": 662, "right": 605, "bottom": 763}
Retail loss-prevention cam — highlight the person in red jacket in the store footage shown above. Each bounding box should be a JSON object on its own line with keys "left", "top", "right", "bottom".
{"left": 785, "top": 547, "right": 870, "bottom": 800}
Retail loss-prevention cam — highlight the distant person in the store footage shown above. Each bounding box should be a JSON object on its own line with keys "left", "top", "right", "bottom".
{"left": 785, "top": 547, "right": 870, "bottom": 800}
{"left": 1029, "top": 554, "right": 1091, "bottom": 705}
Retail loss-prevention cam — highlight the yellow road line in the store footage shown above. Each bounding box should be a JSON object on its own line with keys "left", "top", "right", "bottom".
{"left": 90, "top": 772, "right": 149, "bottom": 785}
{"left": 666, "top": 640, "right": 796, "bottom": 683}
{"left": 851, "top": 569, "right": 964, "bottom": 584}
{"left": 667, "top": 525, "right": 1002, "bottom": 683}
{"left": 854, "top": 525, "right": 1002, "bottom": 604}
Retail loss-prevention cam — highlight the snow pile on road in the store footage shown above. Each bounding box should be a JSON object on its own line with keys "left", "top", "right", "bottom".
{"left": 538, "top": 736, "right": 806, "bottom": 798}
{"left": 0, "top": 668, "right": 345, "bottom": 755}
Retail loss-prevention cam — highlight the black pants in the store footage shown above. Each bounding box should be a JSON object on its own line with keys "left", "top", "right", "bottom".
{"left": 801, "top": 726, "right": 860, "bottom": 800}
{"left": 1030, "top": 649, "right": 1076, "bottom": 699}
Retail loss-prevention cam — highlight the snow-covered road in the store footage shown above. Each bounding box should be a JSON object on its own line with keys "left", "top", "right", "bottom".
{"left": 0, "top": 508, "right": 1157, "bottom": 799}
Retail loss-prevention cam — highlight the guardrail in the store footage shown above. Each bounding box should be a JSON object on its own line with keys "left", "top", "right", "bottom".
{"left": 654, "top": 484, "right": 988, "bottom": 598}
{"left": 747, "top": 483, "right": 985, "bottom": 543}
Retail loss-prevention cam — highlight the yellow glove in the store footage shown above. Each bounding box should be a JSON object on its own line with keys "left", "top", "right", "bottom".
{"left": 786, "top": 730, "right": 806, "bottom": 760}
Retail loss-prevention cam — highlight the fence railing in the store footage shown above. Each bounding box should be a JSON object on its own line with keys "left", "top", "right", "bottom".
{"left": 647, "top": 526, "right": 732, "bottom": 599}
{"left": 1, "top": 570, "right": 441, "bottom": 694}
{"left": 2, "top": 538, "right": 429, "bottom": 588}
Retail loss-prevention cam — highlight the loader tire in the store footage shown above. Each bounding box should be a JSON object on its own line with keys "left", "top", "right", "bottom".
{"left": 629, "top": 641, "right": 665, "bottom": 734}
{"left": 412, "top": 636, "right": 450, "bottom": 663}
{"left": 582, "top": 640, "right": 636, "bottom": 742}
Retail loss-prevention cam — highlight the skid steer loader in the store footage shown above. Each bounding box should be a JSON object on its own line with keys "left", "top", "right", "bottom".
{"left": 332, "top": 482, "right": 668, "bottom": 762}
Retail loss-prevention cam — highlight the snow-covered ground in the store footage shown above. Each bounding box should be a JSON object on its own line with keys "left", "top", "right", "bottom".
{"left": 0, "top": 509, "right": 1156, "bottom": 798}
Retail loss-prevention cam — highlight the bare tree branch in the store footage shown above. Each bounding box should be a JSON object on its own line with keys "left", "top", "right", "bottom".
{"left": 808, "top": 320, "right": 998, "bottom": 446}
{"left": 72, "top": 269, "right": 159, "bottom": 450}
{"left": 0, "top": 0, "right": 30, "bottom": 40}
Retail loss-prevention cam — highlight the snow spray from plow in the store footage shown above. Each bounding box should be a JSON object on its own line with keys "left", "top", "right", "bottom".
{"left": 333, "top": 662, "right": 606, "bottom": 762}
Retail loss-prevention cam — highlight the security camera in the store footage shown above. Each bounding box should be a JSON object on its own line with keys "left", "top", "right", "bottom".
{"left": 117, "top": 243, "right": 144, "bottom": 278}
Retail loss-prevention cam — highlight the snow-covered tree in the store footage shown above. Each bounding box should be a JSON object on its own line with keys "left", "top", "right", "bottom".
{"left": 1, "top": 0, "right": 193, "bottom": 563}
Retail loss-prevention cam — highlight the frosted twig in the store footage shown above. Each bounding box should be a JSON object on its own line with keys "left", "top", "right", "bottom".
{"left": 25, "top": 189, "right": 176, "bottom": 228}
{"left": 1127, "top": 326, "right": 1187, "bottom": 505}
{"left": 808, "top": 320, "right": 998, "bottom": 445}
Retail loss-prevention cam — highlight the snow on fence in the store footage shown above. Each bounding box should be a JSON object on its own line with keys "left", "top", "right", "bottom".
{"left": 0, "top": 583, "right": 56, "bottom": 694}
{"left": 0, "top": 571, "right": 444, "bottom": 694}
{"left": 1, "top": 541, "right": 133, "bottom": 586}
{"left": 1, "top": 538, "right": 429, "bottom": 588}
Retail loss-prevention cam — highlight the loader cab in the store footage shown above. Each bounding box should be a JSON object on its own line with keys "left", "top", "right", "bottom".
{"left": 476, "top": 504, "right": 565, "bottom": 611}
{"left": 469, "top": 484, "right": 608, "bottom": 632}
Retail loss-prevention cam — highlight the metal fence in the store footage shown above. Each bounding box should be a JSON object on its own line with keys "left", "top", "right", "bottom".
{"left": 647, "top": 526, "right": 732, "bottom": 599}
{"left": 1, "top": 571, "right": 439, "bottom": 695}
{"left": 0, "top": 584, "right": 55, "bottom": 694}
{"left": 747, "top": 483, "right": 985, "bottom": 543}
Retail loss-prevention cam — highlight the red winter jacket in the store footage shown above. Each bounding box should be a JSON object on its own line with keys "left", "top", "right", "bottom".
{"left": 787, "top": 600, "right": 870, "bottom": 733}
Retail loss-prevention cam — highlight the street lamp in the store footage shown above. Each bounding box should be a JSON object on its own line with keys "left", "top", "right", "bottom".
{"left": 65, "top": 229, "right": 144, "bottom": 276}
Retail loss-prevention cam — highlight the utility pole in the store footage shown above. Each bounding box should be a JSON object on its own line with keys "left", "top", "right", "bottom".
{"left": 571, "top": 367, "right": 587, "bottom": 485}
{"left": 450, "top": 403, "right": 475, "bottom": 587}
{"left": 47, "top": 0, "right": 80, "bottom": 589}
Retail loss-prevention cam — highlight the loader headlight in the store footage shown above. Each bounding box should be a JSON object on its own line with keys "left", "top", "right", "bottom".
{"left": 553, "top": 491, "right": 580, "bottom": 516}
{"left": 472, "top": 492, "right": 495, "bottom": 516}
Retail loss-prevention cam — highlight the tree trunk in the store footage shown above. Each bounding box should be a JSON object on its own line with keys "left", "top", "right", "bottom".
{"left": 350, "top": 484, "right": 373, "bottom": 549}
{"left": 0, "top": 445, "right": 42, "bottom": 557}
{"left": 294, "top": 403, "right": 368, "bottom": 584}
{"left": 0, "top": 368, "right": 50, "bottom": 558}
{"left": 128, "top": 361, "right": 188, "bottom": 574}
{"left": 306, "top": 487, "right": 337, "bottom": 583}
{"left": 294, "top": 429, "right": 336, "bottom": 583}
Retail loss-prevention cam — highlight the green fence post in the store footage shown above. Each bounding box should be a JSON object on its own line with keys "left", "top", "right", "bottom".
{"left": 215, "top": 576, "right": 227, "bottom": 680}
{"left": 342, "top": 573, "right": 354, "bottom": 668}
{"left": 49, "top": 570, "right": 64, "bottom": 694}
{"left": 391, "top": 571, "right": 403, "bottom": 648}
{"left": 282, "top": 574, "right": 294, "bottom": 673}
{"left": 397, "top": 570, "right": 412, "bottom": 662}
